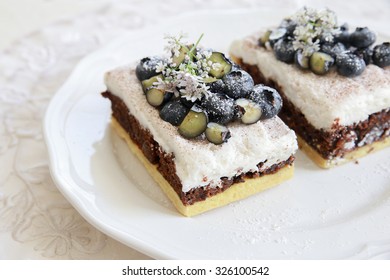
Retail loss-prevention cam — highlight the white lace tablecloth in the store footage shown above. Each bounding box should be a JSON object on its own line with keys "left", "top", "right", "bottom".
{"left": 1, "top": 0, "right": 389, "bottom": 259}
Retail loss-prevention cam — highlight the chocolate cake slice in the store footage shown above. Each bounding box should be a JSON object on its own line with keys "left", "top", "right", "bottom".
{"left": 101, "top": 34, "right": 297, "bottom": 216}
{"left": 103, "top": 67, "right": 297, "bottom": 216}
{"left": 230, "top": 8, "right": 390, "bottom": 168}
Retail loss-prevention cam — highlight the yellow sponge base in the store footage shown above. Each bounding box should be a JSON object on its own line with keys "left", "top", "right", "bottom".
{"left": 112, "top": 117, "right": 294, "bottom": 217}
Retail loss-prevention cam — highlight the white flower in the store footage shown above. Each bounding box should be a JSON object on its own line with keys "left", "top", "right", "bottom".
{"left": 289, "top": 7, "right": 340, "bottom": 56}
{"left": 176, "top": 72, "right": 207, "bottom": 102}
{"left": 155, "top": 33, "right": 215, "bottom": 102}
{"left": 155, "top": 61, "right": 166, "bottom": 73}
{"left": 202, "top": 50, "right": 212, "bottom": 59}
{"left": 212, "top": 62, "right": 221, "bottom": 71}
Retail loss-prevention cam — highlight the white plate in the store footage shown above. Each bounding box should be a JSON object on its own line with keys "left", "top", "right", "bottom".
{"left": 44, "top": 9, "right": 390, "bottom": 259}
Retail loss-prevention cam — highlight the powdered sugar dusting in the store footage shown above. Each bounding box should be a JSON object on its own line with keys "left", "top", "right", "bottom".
{"left": 229, "top": 33, "right": 390, "bottom": 130}
{"left": 104, "top": 66, "right": 298, "bottom": 192}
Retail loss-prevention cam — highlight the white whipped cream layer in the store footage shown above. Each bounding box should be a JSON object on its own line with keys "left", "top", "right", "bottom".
{"left": 229, "top": 33, "right": 390, "bottom": 130}
{"left": 104, "top": 67, "right": 297, "bottom": 192}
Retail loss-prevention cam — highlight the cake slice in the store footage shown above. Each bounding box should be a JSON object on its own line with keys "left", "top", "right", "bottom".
{"left": 230, "top": 7, "right": 390, "bottom": 168}
{"left": 102, "top": 34, "right": 297, "bottom": 216}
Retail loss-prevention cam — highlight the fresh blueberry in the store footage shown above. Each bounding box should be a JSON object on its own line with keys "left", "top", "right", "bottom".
{"left": 222, "top": 70, "right": 254, "bottom": 99}
{"left": 135, "top": 56, "right": 164, "bottom": 81}
{"left": 231, "top": 63, "right": 242, "bottom": 71}
{"left": 180, "top": 96, "right": 196, "bottom": 108}
{"left": 269, "top": 28, "right": 287, "bottom": 47}
{"left": 225, "top": 57, "right": 242, "bottom": 71}
{"left": 340, "top": 22, "right": 349, "bottom": 32}
{"left": 279, "top": 19, "right": 296, "bottom": 37}
{"left": 178, "top": 105, "right": 208, "bottom": 139}
{"left": 334, "top": 23, "right": 351, "bottom": 46}
{"left": 205, "top": 123, "right": 231, "bottom": 145}
{"left": 321, "top": 42, "right": 347, "bottom": 59}
{"left": 372, "top": 42, "right": 390, "bottom": 67}
{"left": 207, "top": 79, "right": 226, "bottom": 93}
{"left": 200, "top": 93, "right": 235, "bottom": 124}
{"left": 309, "top": 52, "right": 335, "bottom": 75}
{"left": 273, "top": 39, "right": 295, "bottom": 63}
{"left": 350, "top": 27, "right": 376, "bottom": 48}
{"left": 354, "top": 47, "right": 373, "bottom": 65}
{"left": 235, "top": 98, "right": 262, "bottom": 124}
{"left": 208, "top": 52, "right": 232, "bottom": 78}
{"left": 294, "top": 49, "right": 310, "bottom": 69}
{"left": 160, "top": 99, "right": 189, "bottom": 126}
{"left": 247, "top": 84, "right": 282, "bottom": 119}
{"left": 336, "top": 53, "right": 366, "bottom": 77}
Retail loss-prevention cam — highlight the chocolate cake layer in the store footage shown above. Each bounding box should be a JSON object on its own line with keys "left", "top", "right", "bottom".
{"left": 102, "top": 91, "right": 294, "bottom": 205}
{"left": 237, "top": 59, "right": 390, "bottom": 159}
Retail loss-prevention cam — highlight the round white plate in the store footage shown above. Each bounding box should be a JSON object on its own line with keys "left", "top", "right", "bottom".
{"left": 44, "top": 9, "right": 390, "bottom": 259}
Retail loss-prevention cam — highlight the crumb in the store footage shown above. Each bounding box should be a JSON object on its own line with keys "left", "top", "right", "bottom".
{"left": 354, "top": 160, "right": 359, "bottom": 165}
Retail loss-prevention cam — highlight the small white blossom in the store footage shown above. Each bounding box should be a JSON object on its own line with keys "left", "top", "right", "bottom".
{"left": 155, "top": 61, "right": 166, "bottom": 73}
{"left": 177, "top": 72, "right": 208, "bottom": 102}
{"left": 289, "top": 7, "right": 341, "bottom": 56}
{"left": 153, "top": 33, "right": 221, "bottom": 102}
{"left": 202, "top": 50, "right": 212, "bottom": 59}
{"left": 153, "top": 76, "right": 166, "bottom": 89}
{"left": 212, "top": 62, "right": 221, "bottom": 71}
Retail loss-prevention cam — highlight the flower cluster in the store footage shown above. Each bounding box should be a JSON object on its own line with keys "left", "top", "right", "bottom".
{"left": 290, "top": 7, "right": 341, "bottom": 56}
{"left": 153, "top": 33, "right": 220, "bottom": 101}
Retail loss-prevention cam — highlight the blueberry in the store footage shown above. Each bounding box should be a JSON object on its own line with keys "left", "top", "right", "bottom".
{"left": 146, "top": 88, "right": 172, "bottom": 107}
{"left": 208, "top": 52, "right": 232, "bottom": 78}
{"left": 222, "top": 70, "right": 254, "bottom": 99}
{"left": 160, "top": 100, "right": 189, "bottom": 126}
{"left": 340, "top": 22, "right": 349, "bottom": 32}
{"left": 180, "top": 96, "right": 195, "bottom": 108}
{"left": 269, "top": 28, "right": 287, "bottom": 47}
{"left": 205, "top": 123, "right": 231, "bottom": 145}
{"left": 225, "top": 57, "right": 242, "bottom": 71}
{"left": 372, "top": 42, "right": 390, "bottom": 67}
{"left": 294, "top": 49, "right": 310, "bottom": 69}
{"left": 247, "top": 84, "right": 282, "bottom": 119}
{"left": 200, "top": 93, "right": 235, "bottom": 124}
{"left": 354, "top": 47, "right": 373, "bottom": 65}
{"left": 178, "top": 105, "right": 208, "bottom": 139}
{"left": 336, "top": 53, "right": 366, "bottom": 77}
{"left": 350, "top": 27, "right": 376, "bottom": 48}
{"left": 321, "top": 42, "right": 347, "bottom": 59}
{"left": 207, "top": 79, "right": 226, "bottom": 93}
{"left": 309, "top": 52, "right": 335, "bottom": 75}
{"left": 279, "top": 19, "right": 296, "bottom": 37}
{"left": 235, "top": 98, "right": 262, "bottom": 124}
{"left": 141, "top": 74, "right": 163, "bottom": 92}
{"left": 135, "top": 56, "right": 164, "bottom": 81}
{"left": 334, "top": 31, "right": 351, "bottom": 46}
{"left": 273, "top": 39, "right": 295, "bottom": 63}
{"left": 334, "top": 23, "right": 351, "bottom": 46}
{"left": 231, "top": 63, "right": 242, "bottom": 71}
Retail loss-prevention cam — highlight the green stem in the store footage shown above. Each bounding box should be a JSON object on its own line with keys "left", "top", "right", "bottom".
{"left": 187, "top": 33, "right": 204, "bottom": 60}
{"left": 191, "top": 33, "right": 204, "bottom": 52}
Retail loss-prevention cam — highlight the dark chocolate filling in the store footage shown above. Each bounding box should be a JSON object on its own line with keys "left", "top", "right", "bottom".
{"left": 102, "top": 91, "right": 294, "bottom": 206}
{"left": 237, "top": 59, "right": 390, "bottom": 160}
